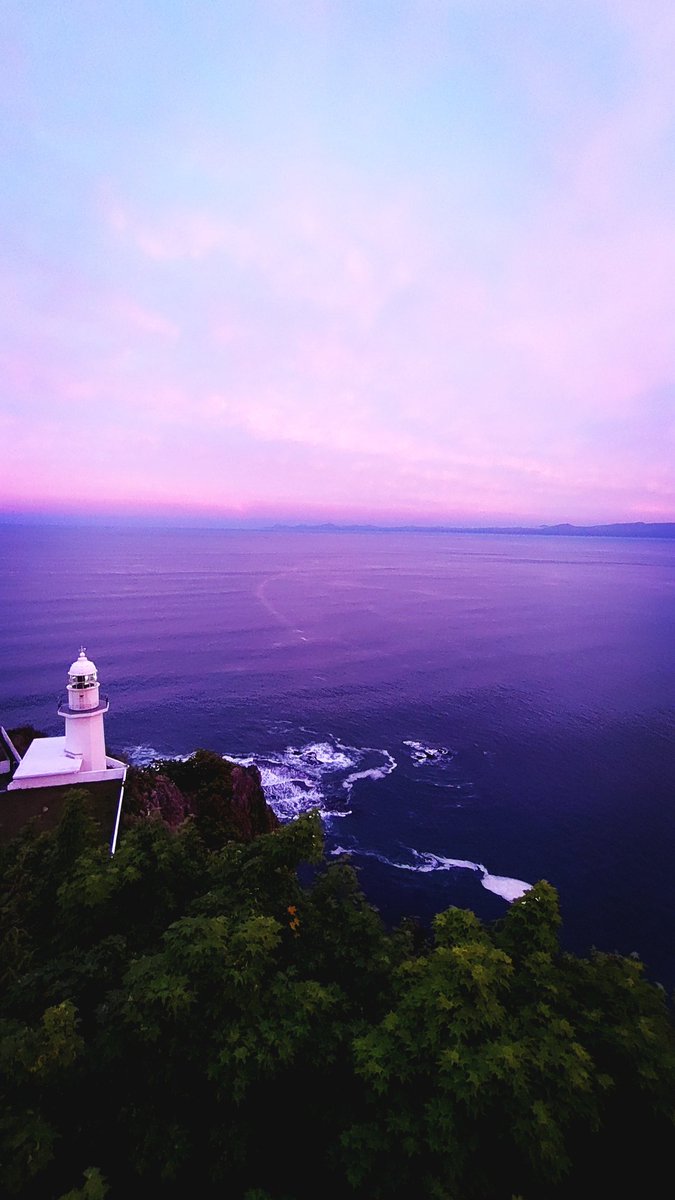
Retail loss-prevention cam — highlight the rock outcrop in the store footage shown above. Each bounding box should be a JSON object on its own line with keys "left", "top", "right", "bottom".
{"left": 125, "top": 749, "right": 278, "bottom": 844}
{"left": 228, "top": 763, "right": 277, "bottom": 840}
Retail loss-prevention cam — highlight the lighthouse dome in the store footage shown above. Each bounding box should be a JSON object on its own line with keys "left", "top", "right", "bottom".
{"left": 68, "top": 648, "right": 98, "bottom": 681}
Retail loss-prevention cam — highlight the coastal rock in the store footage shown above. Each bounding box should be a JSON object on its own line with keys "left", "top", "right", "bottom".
{"left": 125, "top": 750, "right": 278, "bottom": 844}
{"left": 229, "top": 762, "right": 279, "bottom": 839}
{"left": 127, "top": 771, "right": 189, "bottom": 828}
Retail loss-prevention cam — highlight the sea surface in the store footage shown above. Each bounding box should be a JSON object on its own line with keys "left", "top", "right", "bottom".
{"left": 1, "top": 525, "right": 674, "bottom": 986}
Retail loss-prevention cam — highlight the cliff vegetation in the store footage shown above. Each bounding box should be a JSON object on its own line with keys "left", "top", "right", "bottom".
{"left": 0, "top": 752, "right": 674, "bottom": 1199}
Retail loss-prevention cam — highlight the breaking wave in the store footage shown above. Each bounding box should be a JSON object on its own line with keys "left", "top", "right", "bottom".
{"left": 124, "top": 736, "right": 395, "bottom": 825}
{"left": 123, "top": 743, "right": 185, "bottom": 768}
{"left": 124, "top": 736, "right": 530, "bottom": 903}
{"left": 226, "top": 737, "right": 396, "bottom": 825}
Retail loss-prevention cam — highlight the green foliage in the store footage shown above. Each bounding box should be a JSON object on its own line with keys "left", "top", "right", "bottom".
{"left": 493, "top": 879, "right": 562, "bottom": 962}
{"left": 1, "top": 764, "right": 674, "bottom": 1200}
{"left": 56, "top": 1167, "right": 108, "bottom": 1200}
{"left": 125, "top": 749, "right": 279, "bottom": 847}
{"left": 0, "top": 1001, "right": 83, "bottom": 1194}
{"left": 342, "top": 886, "right": 675, "bottom": 1199}
{"left": 53, "top": 792, "right": 101, "bottom": 874}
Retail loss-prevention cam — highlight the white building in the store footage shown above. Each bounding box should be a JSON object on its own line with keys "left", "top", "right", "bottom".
{"left": 8, "top": 648, "right": 126, "bottom": 791}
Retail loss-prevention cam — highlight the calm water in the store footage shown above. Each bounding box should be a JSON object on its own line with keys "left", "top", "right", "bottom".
{"left": 1, "top": 525, "right": 674, "bottom": 985}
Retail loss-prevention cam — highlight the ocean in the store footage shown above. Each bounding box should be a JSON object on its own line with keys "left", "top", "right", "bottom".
{"left": 1, "top": 524, "right": 674, "bottom": 987}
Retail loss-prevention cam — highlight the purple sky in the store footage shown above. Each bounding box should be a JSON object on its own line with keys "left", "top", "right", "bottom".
{"left": 1, "top": 1, "right": 674, "bottom": 525}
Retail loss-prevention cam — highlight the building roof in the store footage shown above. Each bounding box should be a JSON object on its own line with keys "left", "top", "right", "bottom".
{"left": 68, "top": 648, "right": 98, "bottom": 678}
{"left": 11, "top": 736, "right": 83, "bottom": 782}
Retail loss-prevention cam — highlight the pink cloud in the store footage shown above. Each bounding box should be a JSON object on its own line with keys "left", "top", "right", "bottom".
{"left": 3, "top": 4, "right": 675, "bottom": 525}
{"left": 112, "top": 298, "right": 179, "bottom": 338}
{"left": 108, "top": 201, "right": 258, "bottom": 264}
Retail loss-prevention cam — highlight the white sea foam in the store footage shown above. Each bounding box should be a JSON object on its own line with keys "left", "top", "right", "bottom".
{"left": 404, "top": 740, "right": 455, "bottom": 766}
{"left": 479, "top": 873, "right": 532, "bottom": 901}
{"left": 407, "top": 850, "right": 486, "bottom": 874}
{"left": 286, "top": 742, "right": 356, "bottom": 770}
{"left": 329, "top": 843, "right": 531, "bottom": 904}
{"left": 123, "top": 744, "right": 183, "bottom": 767}
{"left": 342, "top": 750, "right": 397, "bottom": 795}
{"left": 127, "top": 738, "right": 529, "bottom": 904}
{"left": 225, "top": 736, "right": 394, "bottom": 825}
{"left": 252, "top": 763, "right": 324, "bottom": 822}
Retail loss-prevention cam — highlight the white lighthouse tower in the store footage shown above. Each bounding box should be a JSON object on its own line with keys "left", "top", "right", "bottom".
{"left": 7, "top": 647, "right": 125, "bottom": 791}
{"left": 58, "top": 648, "right": 109, "bottom": 771}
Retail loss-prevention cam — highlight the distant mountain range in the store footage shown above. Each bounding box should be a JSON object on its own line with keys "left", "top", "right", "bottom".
{"left": 270, "top": 521, "right": 675, "bottom": 539}
{"left": 1, "top": 514, "right": 673, "bottom": 538}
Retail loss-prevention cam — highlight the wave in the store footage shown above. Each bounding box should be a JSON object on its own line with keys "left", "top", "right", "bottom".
{"left": 123, "top": 743, "right": 186, "bottom": 768}
{"left": 124, "top": 736, "right": 530, "bottom": 903}
{"left": 124, "top": 735, "right": 393, "bottom": 824}
{"left": 226, "top": 736, "right": 395, "bottom": 825}
{"left": 330, "top": 844, "right": 531, "bottom": 904}
{"left": 342, "top": 751, "right": 397, "bottom": 793}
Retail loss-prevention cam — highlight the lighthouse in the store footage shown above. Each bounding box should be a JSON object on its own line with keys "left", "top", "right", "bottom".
{"left": 58, "top": 648, "right": 109, "bottom": 772}
{"left": 7, "top": 647, "right": 125, "bottom": 791}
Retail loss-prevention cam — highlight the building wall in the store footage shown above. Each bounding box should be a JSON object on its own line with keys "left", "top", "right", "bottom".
{"left": 8, "top": 762, "right": 125, "bottom": 791}
{"left": 64, "top": 713, "right": 107, "bottom": 772}
{"left": 0, "top": 778, "right": 125, "bottom": 846}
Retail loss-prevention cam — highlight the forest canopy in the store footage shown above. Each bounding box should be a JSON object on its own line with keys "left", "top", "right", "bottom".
{"left": 1, "top": 756, "right": 674, "bottom": 1199}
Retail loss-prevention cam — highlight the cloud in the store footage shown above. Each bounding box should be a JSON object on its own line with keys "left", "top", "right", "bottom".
{"left": 2, "top": 0, "right": 674, "bottom": 522}
{"left": 108, "top": 201, "right": 258, "bottom": 264}
{"left": 112, "top": 298, "right": 179, "bottom": 338}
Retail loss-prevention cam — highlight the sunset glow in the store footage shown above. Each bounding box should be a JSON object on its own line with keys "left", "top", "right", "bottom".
{"left": 2, "top": 1, "right": 674, "bottom": 525}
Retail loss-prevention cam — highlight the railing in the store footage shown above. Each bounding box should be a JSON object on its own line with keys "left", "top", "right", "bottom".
{"left": 57, "top": 694, "right": 109, "bottom": 714}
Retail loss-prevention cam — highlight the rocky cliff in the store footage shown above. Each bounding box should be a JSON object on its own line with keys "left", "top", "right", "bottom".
{"left": 125, "top": 749, "right": 278, "bottom": 845}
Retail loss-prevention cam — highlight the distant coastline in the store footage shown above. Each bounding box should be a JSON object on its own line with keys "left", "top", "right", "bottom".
{"left": 269, "top": 521, "right": 675, "bottom": 539}
{"left": 1, "top": 515, "right": 674, "bottom": 538}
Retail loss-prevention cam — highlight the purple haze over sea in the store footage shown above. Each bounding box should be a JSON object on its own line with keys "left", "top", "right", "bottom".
{"left": 1, "top": 526, "right": 674, "bottom": 985}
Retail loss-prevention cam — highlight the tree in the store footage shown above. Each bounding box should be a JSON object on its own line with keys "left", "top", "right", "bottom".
{"left": 1, "top": 763, "right": 674, "bottom": 1200}
{"left": 342, "top": 885, "right": 675, "bottom": 1199}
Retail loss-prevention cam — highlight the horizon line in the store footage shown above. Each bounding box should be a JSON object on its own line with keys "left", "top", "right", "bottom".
{"left": 0, "top": 513, "right": 674, "bottom": 538}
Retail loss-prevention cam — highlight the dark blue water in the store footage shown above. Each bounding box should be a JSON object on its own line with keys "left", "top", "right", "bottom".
{"left": 1, "top": 525, "right": 674, "bottom": 986}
